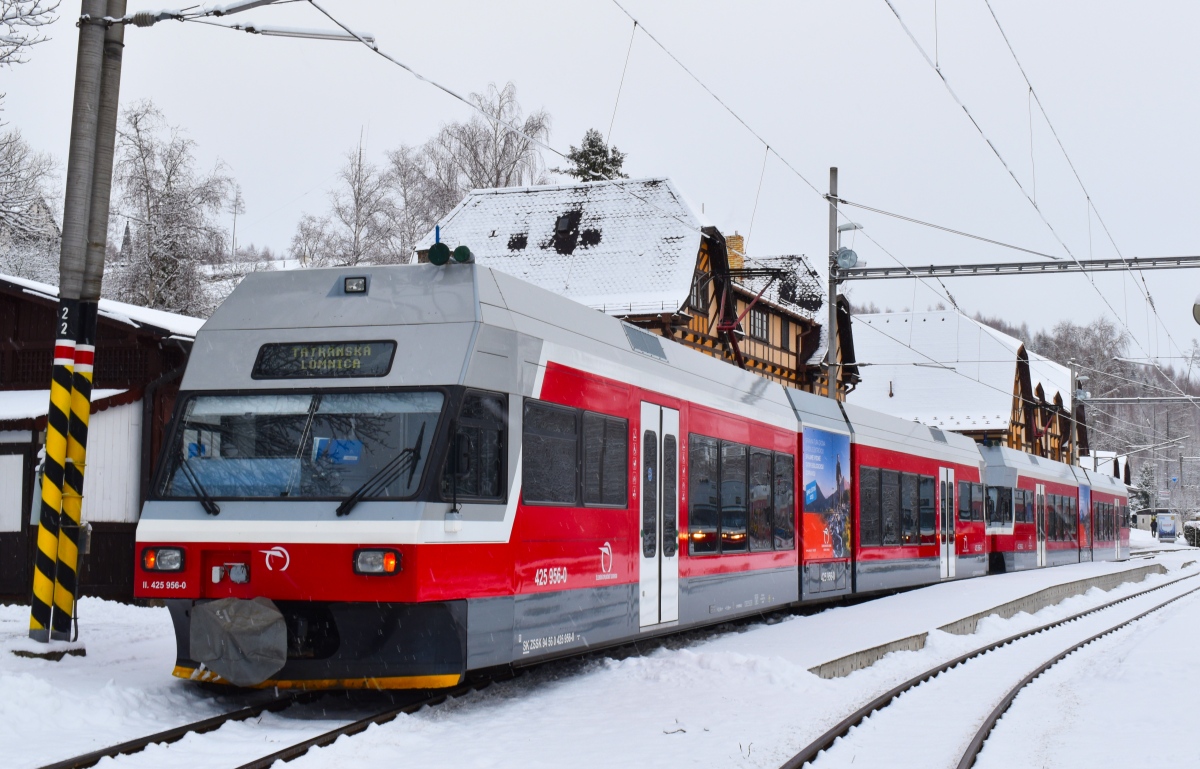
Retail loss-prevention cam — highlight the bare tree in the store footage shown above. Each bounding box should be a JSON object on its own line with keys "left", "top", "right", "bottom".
{"left": 429, "top": 82, "right": 550, "bottom": 192}
{"left": 111, "top": 100, "right": 230, "bottom": 315}
{"left": 329, "top": 135, "right": 395, "bottom": 265}
{"left": 289, "top": 212, "right": 337, "bottom": 268}
{"left": 1, "top": 0, "right": 58, "bottom": 67}
{"left": 0, "top": 128, "right": 58, "bottom": 280}
{"left": 288, "top": 83, "right": 549, "bottom": 266}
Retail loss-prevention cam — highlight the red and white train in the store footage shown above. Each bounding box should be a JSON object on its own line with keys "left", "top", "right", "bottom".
{"left": 134, "top": 264, "right": 1130, "bottom": 689}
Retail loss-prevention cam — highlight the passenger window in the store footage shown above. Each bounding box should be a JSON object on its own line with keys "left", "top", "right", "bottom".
{"left": 919, "top": 475, "right": 936, "bottom": 545}
{"left": 522, "top": 401, "right": 578, "bottom": 505}
{"left": 583, "top": 412, "right": 628, "bottom": 506}
{"left": 748, "top": 448, "right": 774, "bottom": 552}
{"left": 442, "top": 391, "right": 506, "bottom": 502}
{"left": 882, "top": 470, "right": 900, "bottom": 546}
{"left": 642, "top": 431, "right": 658, "bottom": 558}
{"left": 859, "top": 466, "right": 882, "bottom": 547}
{"left": 999, "top": 487, "right": 1013, "bottom": 527}
{"left": 663, "top": 436, "right": 678, "bottom": 557}
{"left": 971, "top": 483, "right": 984, "bottom": 522}
{"left": 773, "top": 453, "right": 795, "bottom": 550}
{"left": 688, "top": 435, "right": 720, "bottom": 554}
{"left": 900, "top": 473, "right": 919, "bottom": 545}
{"left": 721, "top": 442, "right": 748, "bottom": 552}
{"left": 958, "top": 480, "right": 971, "bottom": 524}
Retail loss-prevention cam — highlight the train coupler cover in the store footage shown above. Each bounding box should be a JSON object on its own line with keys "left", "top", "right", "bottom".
{"left": 190, "top": 597, "right": 287, "bottom": 686}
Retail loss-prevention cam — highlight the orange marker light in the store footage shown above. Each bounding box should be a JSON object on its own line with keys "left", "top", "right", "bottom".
{"left": 383, "top": 551, "right": 397, "bottom": 573}
{"left": 143, "top": 549, "right": 157, "bottom": 570}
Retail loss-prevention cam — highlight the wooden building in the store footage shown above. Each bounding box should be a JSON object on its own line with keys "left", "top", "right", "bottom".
{"left": 0, "top": 274, "right": 200, "bottom": 602}
{"left": 416, "top": 177, "right": 858, "bottom": 396}
{"left": 848, "top": 310, "right": 1086, "bottom": 465}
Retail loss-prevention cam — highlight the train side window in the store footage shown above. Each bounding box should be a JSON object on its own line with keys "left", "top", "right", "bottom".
{"left": 663, "top": 436, "right": 678, "bottom": 557}
{"left": 919, "top": 475, "right": 936, "bottom": 545}
{"left": 958, "top": 481, "right": 971, "bottom": 524}
{"left": 583, "top": 412, "right": 628, "bottom": 507}
{"left": 748, "top": 448, "right": 774, "bottom": 552}
{"left": 986, "top": 487, "right": 1000, "bottom": 527}
{"left": 641, "top": 430, "right": 658, "bottom": 558}
{"left": 1068, "top": 497, "right": 1077, "bottom": 540}
{"left": 688, "top": 435, "right": 720, "bottom": 554}
{"left": 1051, "top": 495, "right": 1062, "bottom": 541}
{"left": 999, "top": 487, "right": 1013, "bottom": 527}
{"left": 1022, "top": 490, "right": 1033, "bottom": 523}
{"left": 881, "top": 470, "right": 900, "bottom": 546}
{"left": 900, "top": 473, "right": 919, "bottom": 545}
{"left": 773, "top": 453, "right": 795, "bottom": 550}
{"left": 971, "top": 483, "right": 984, "bottom": 522}
{"left": 522, "top": 401, "right": 579, "bottom": 505}
{"left": 859, "top": 466, "right": 882, "bottom": 547}
{"left": 721, "top": 442, "right": 749, "bottom": 552}
{"left": 442, "top": 391, "right": 506, "bottom": 502}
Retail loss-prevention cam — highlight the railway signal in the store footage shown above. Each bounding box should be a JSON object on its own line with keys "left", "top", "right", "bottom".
{"left": 427, "top": 242, "right": 474, "bottom": 265}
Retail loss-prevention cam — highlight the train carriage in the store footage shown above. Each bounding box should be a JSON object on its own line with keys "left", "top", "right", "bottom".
{"left": 1081, "top": 468, "right": 1129, "bottom": 563}
{"left": 135, "top": 262, "right": 1131, "bottom": 690}
{"left": 136, "top": 264, "right": 805, "bottom": 688}
{"left": 981, "top": 445, "right": 1087, "bottom": 571}
{"left": 840, "top": 402, "right": 986, "bottom": 593}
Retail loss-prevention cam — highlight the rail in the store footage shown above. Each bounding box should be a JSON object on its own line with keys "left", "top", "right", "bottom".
{"left": 780, "top": 567, "right": 1200, "bottom": 769}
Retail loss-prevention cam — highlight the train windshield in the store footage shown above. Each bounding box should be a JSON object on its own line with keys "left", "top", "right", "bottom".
{"left": 158, "top": 391, "right": 444, "bottom": 500}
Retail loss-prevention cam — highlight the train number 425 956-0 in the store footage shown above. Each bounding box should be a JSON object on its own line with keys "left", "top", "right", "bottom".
{"left": 143, "top": 580, "right": 187, "bottom": 590}
{"left": 533, "top": 567, "right": 568, "bottom": 587}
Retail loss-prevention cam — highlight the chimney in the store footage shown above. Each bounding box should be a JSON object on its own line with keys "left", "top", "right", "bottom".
{"left": 727, "top": 231, "right": 745, "bottom": 270}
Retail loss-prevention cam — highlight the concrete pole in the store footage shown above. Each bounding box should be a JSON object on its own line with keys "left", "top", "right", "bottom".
{"left": 82, "top": 0, "right": 126, "bottom": 302}
{"left": 827, "top": 167, "right": 839, "bottom": 401}
{"left": 50, "top": 0, "right": 128, "bottom": 642}
{"left": 29, "top": 0, "right": 107, "bottom": 643}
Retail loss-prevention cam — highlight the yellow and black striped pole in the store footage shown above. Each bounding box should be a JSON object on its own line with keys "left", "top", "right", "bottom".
{"left": 51, "top": 302, "right": 97, "bottom": 641}
{"left": 29, "top": 299, "right": 78, "bottom": 642}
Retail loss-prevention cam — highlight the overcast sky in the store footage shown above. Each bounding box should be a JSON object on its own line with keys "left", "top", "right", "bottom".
{"left": 7, "top": 1, "right": 1200, "bottom": 364}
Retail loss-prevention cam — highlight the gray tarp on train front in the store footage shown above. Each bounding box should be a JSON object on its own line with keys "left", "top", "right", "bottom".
{"left": 190, "top": 597, "right": 287, "bottom": 686}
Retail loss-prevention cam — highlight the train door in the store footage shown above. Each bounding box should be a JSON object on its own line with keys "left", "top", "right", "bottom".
{"left": 1035, "top": 484, "right": 1047, "bottom": 567}
{"left": 639, "top": 403, "right": 680, "bottom": 628}
{"left": 939, "top": 468, "right": 956, "bottom": 579}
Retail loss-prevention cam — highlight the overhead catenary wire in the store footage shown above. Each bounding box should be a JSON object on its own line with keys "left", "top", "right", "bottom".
{"left": 606, "top": 19, "right": 638, "bottom": 147}
{"left": 980, "top": 0, "right": 1198, "bottom": 405}
{"left": 883, "top": 0, "right": 1200, "bottom": 428}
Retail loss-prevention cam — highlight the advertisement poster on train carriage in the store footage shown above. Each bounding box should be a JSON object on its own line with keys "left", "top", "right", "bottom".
{"left": 802, "top": 427, "right": 852, "bottom": 560}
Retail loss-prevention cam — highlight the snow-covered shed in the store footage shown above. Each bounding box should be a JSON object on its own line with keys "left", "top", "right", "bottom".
{"left": 0, "top": 274, "right": 202, "bottom": 602}
{"left": 847, "top": 310, "right": 1084, "bottom": 464}
{"left": 416, "top": 178, "right": 854, "bottom": 396}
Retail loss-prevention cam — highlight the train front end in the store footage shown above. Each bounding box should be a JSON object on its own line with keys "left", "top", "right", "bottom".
{"left": 135, "top": 265, "right": 507, "bottom": 689}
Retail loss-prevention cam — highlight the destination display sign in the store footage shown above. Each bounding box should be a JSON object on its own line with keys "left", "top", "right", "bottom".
{"left": 252, "top": 341, "right": 396, "bottom": 379}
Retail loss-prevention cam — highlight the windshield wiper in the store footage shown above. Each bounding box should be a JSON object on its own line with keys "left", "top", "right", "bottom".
{"left": 178, "top": 459, "right": 221, "bottom": 516}
{"left": 335, "top": 423, "right": 426, "bottom": 517}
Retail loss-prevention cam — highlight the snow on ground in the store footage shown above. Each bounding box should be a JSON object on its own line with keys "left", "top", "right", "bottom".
{"left": 1130, "top": 526, "right": 1189, "bottom": 550}
{"left": 3, "top": 551, "right": 1198, "bottom": 769}
{"left": 976, "top": 573, "right": 1200, "bottom": 769}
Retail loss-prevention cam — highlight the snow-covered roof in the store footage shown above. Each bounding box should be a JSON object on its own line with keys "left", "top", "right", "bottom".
{"left": 0, "top": 274, "right": 205, "bottom": 338}
{"left": 847, "top": 310, "right": 1071, "bottom": 432}
{"left": 415, "top": 178, "right": 708, "bottom": 316}
{"left": 0, "top": 389, "right": 128, "bottom": 422}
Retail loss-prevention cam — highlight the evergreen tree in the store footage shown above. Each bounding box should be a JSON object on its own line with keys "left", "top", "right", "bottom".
{"left": 554, "top": 129, "right": 628, "bottom": 182}
{"left": 1131, "top": 463, "right": 1156, "bottom": 511}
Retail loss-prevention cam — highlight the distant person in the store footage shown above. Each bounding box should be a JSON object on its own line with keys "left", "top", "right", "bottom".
{"left": 1151, "top": 517, "right": 1158, "bottom": 536}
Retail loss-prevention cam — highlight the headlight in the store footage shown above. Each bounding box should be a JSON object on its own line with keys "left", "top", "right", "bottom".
{"left": 143, "top": 547, "right": 184, "bottom": 572}
{"left": 354, "top": 548, "right": 399, "bottom": 575}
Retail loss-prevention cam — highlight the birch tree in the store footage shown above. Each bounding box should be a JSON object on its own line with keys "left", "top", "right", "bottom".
{"left": 111, "top": 101, "right": 229, "bottom": 315}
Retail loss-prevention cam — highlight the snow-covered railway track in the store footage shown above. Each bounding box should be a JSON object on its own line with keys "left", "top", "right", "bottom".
{"left": 780, "top": 569, "right": 1200, "bottom": 769}
{"left": 38, "top": 691, "right": 307, "bottom": 769}
{"left": 955, "top": 584, "right": 1200, "bottom": 769}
